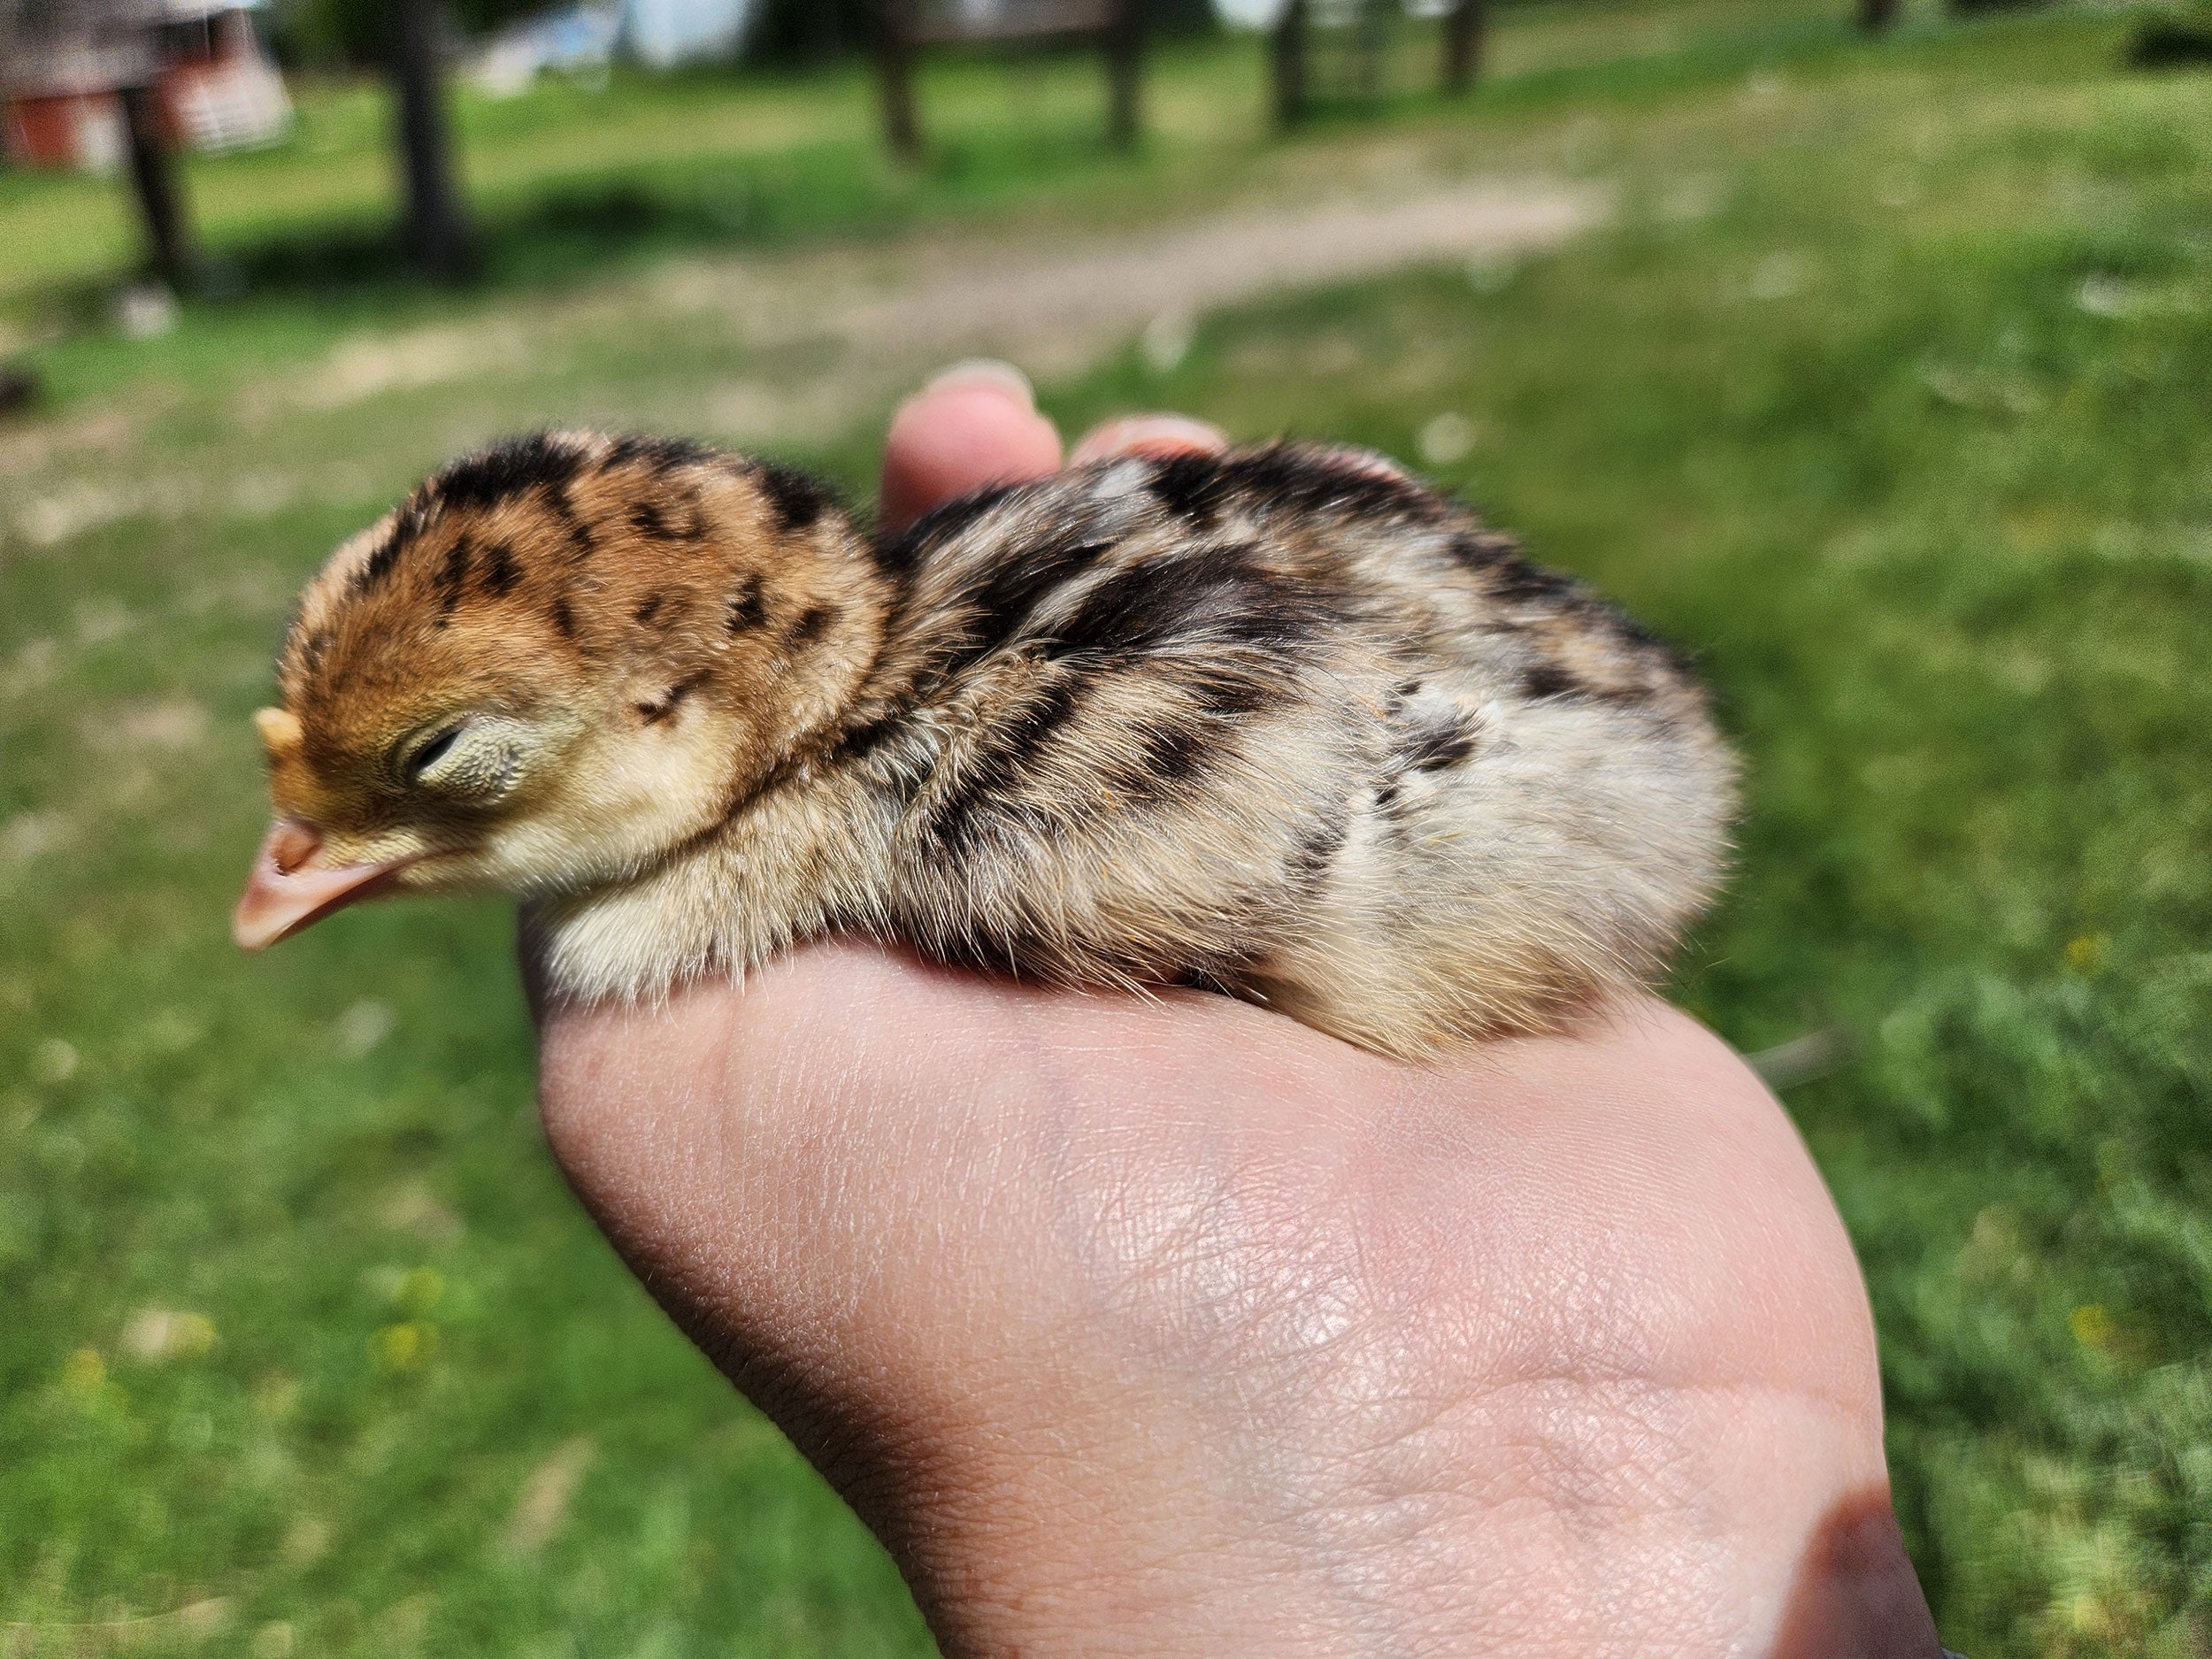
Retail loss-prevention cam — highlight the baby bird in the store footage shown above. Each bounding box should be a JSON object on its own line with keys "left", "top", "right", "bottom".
{"left": 234, "top": 431, "right": 1734, "bottom": 1058}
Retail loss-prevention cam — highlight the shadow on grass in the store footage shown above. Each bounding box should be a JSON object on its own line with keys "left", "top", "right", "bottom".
{"left": 196, "top": 116, "right": 1159, "bottom": 307}
{"left": 24, "top": 113, "right": 1205, "bottom": 403}
{"left": 227, "top": 180, "right": 765, "bottom": 294}
{"left": 2127, "top": 19, "right": 2212, "bottom": 67}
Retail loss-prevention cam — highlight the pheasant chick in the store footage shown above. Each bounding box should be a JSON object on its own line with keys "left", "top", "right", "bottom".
{"left": 234, "top": 431, "right": 1736, "bottom": 1059}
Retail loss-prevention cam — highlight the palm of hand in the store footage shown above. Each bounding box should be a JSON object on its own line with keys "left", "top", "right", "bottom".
{"left": 533, "top": 377, "right": 1939, "bottom": 1658}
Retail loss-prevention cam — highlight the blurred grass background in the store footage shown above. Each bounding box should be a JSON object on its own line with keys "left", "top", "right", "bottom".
{"left": 4, "top": 0, "right": 2211, "bottom": 1653}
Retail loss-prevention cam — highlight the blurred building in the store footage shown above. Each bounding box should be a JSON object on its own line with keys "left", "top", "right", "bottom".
{"left": 916, "top": 0, "right": 1114, "bottom": 38}
{"left": 621, "top": 0, "right": 749, "bottom": 66}
{"left": 481, "top": 0, "right": 1221, "bottom": 87}
{"left": 2, "top": 0, "right": 289, "bottom": 170}
{"left": 473, "top": 0, "right": 752, "bottom": 76}
{"left": 474, "top": 1, "right": 620, "bottom": 93}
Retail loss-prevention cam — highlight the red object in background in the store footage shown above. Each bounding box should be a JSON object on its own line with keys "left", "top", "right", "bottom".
{"left": 3, "top": 2, "right": 289, "bottom": 171}
{"left": 4, "top": 87, "right": 126, "bottom": 168}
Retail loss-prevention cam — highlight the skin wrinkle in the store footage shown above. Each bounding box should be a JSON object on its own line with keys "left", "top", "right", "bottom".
{"left": 1371, "top": 1026, "right": 1858, "bottom": 1637}
{"left": 1030, "top": 1043, "right": 1702, "bottom": 1651}
{"left": 979, "top": 990, "right": 1433, "bottom": 1645}
{"left": 1376, "top": 1021, "right": 1878, "bottom": 1417}
{"left": 703, "top": 1002, "right": 985, "bottom": 1530}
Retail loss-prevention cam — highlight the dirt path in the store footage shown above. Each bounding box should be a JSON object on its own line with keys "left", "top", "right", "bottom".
{"left": 4, "top": 179, "right": 1608, "bottom": 549}
{"left": 291, "top": 178, "right": 1609, "bottom": 432}
{"left": 664, "top": 179, "right": 1606, "bottom": 376}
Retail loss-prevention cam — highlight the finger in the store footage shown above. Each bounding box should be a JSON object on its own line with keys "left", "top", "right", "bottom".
{"left": 879, "top": 361, "right": 1063, "bottom": 536}
{"left": 1068, "top": 413, "right": 1228, "bottom": 465}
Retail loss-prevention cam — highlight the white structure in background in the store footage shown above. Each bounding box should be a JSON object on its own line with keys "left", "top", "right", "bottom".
{"left": 475, "top": 3, "right": 621, "bottom": 95}
{"left": 1215, "top": 0, "right": 1447, "bottom": 23}
{"left": 151, "top": 0, "right": 288, "bottom": 149}
{"left": 475, "top": 0, "right": 750, "bottom": 86}
{"left": 621, "top": 0, "right": 751, "bottom": 68}
{"left": 475, "top": 0, "right": 1228, "bottom": 91}
{"left": 910, "top": 0, "right": 1122, "bottom": 41}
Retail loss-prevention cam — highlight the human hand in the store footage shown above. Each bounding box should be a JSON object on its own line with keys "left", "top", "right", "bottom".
{"left": 533, "top": 367, "right": 1943, "bottom": 1658}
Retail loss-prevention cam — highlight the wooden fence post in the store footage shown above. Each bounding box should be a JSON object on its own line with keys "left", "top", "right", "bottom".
{"left": 1104, "top": 0, "right": 1148, "bottom": 150}
{"left": 116, "top": 81, "right": 195, "bottom": 290}
{"left": 1353, "top": 0, "right": 1389, "bottom": 110}
{"left": 875, "top": 0, "right": 922, "bottom": 160}
{"left": 1440, "top": 0, "right": 1484, "bottom": 94}
{"left": 390, "top": 0, "right": 474, "bottom": 280}
{"left": 1271, "top": 0, "right": 1308, "bottom": 128}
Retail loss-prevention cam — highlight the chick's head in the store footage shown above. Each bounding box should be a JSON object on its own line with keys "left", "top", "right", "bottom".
{"left": 236, "top": 432, "right": 873, "bottom": 949}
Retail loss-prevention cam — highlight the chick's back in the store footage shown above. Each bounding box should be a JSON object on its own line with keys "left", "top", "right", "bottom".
{"left": 818, "top": 444, "right": 1737, "bottom": 1056}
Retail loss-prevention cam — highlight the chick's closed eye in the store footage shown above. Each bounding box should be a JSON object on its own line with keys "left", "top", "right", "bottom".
{"left": 236, "top": 427, "right": 1737, "bottom": 1060}
{"left": 404, "top": 724, "right": 463, "bottom": 780}
{"left": 403, "top": 719, "right": 526, "bottom": 801}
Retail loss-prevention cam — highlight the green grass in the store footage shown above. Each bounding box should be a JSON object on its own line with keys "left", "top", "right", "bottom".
{"left": 6, "top": 3, "right": 2212, "bottom": 1655}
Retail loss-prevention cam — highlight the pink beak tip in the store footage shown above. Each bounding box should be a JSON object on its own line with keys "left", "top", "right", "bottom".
{"left": 234, "top": 820, "right": 412, "bottom": 951}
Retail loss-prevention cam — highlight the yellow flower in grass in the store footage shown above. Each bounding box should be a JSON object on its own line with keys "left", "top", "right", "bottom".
{"left": 371, "top": 1321, "right": 439, "bottom": 1372}
{"left": 2063, "top": 933, "right": 2108, "bottom": 975}
{"left": 2070, "top": 1303, "right": 2115, "bottom": 1352}
{"left": 60, "top": 1346, "right": 106, "bottom": 1397}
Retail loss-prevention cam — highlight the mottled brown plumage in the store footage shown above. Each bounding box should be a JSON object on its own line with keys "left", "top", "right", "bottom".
{"left": 236, "top": 430, "right": 1735, "bottom": 1058}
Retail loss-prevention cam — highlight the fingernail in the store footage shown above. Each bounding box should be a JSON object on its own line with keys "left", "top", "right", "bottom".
{"left": 1069, "top": 415, "right": 1228, "bottom": 465}
{"left": 923, "top": 358, "right": 1035, "bottom": 408}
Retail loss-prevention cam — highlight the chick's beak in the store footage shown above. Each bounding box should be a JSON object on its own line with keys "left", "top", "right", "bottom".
{"left": 233, "top": 818, "right": 416, "bottom": 950}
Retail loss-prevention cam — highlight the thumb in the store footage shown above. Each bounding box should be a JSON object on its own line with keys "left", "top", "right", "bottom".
{"left": 878, "top": 361, "right": 1063, "bottom": 535}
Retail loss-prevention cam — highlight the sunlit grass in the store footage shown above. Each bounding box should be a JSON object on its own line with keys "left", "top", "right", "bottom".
{"left": 0, "top": 0, "right": 1863, "bottom": 326}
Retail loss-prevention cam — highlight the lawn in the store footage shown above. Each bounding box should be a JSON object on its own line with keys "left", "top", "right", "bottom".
{"left": 0, "top": 0, "right": 1858, "bottom": 334}
{"left": 4, "top": 2, "right": 2211, "bottom": 1655}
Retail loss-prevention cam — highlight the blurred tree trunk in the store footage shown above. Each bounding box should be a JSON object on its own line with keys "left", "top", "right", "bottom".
{"left": 1271, "top": 0, "right": 1308, "bottom": 128}
{"left": 117, "top": 81, "right": 196, "bottom": 289}
{"left": 1353, "top": 0, "right": 1389, "bottom": 111}
{"left": 1440, "top": 0, "right": 1484, "bottom": 94}
{"left": 874, "top": 0, "right": 921, "bottom": 161}
{"left": 1103, "top": 0, "right": 1148, "bottom": 150}
{"left": 1149, "top": 0, "right": 1216, "bottom": 33}
{"left": 746, "top": 0, "right": 873, "bottom": 61}
{"left": 390, "top": 0, "right": 474, "bottom": 280}
{"left": 1857, "top": 0, "right": 1898, "bottom": 27}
